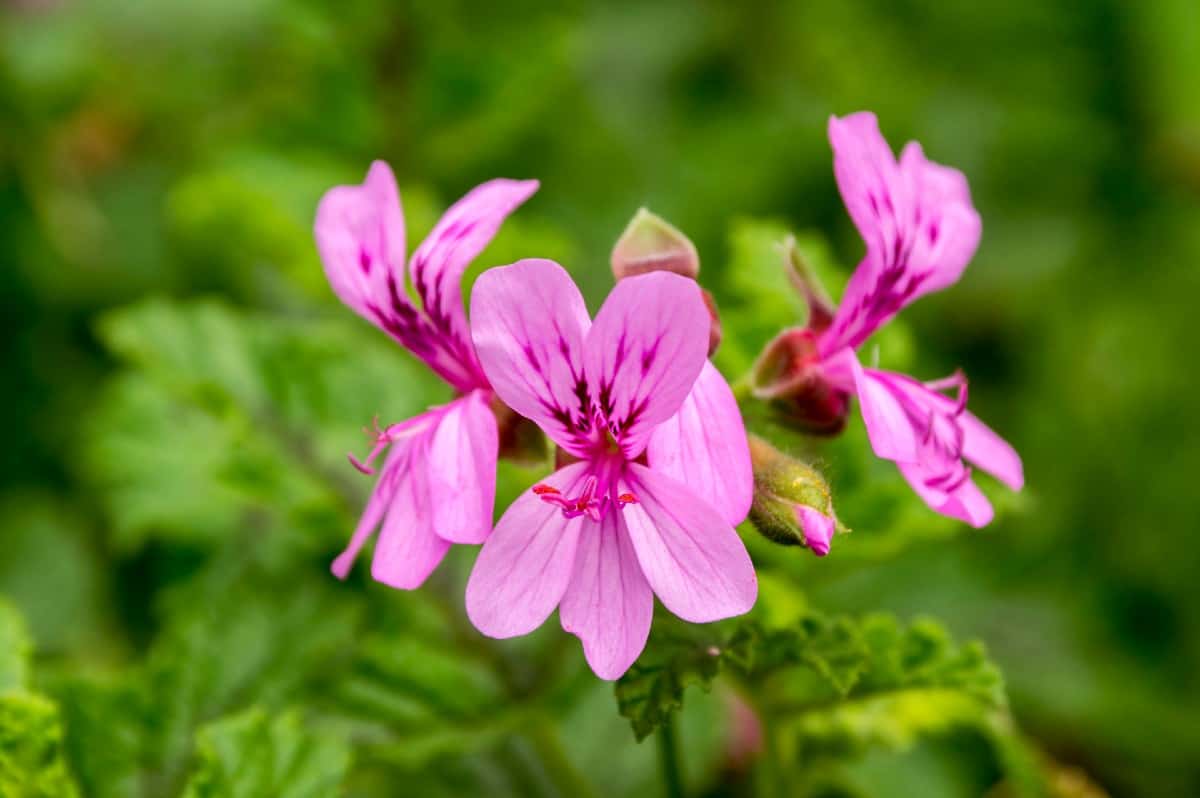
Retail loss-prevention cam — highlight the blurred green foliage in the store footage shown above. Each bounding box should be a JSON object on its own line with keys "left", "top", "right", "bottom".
{"left": 2, "top": 0, "right": 1198, "bottom": 796}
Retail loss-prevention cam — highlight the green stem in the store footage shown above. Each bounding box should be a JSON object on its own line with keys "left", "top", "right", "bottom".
{"left": 657, "top": 714, "right": 685, "bottom": 798}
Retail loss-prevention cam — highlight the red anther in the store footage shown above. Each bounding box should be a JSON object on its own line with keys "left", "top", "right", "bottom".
{"left": 532, "top": 484, "right": 561, "bottom": 495}
{"left": 617, "top": 493, "right": 638, "bottom": 505}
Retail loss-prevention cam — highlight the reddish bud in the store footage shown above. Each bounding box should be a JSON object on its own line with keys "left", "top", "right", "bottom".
{"left": 611, "top": 207, "right": 700, "bottom": 280}
{"left": 749, "top": 328, "right": 850, "bottom": 434}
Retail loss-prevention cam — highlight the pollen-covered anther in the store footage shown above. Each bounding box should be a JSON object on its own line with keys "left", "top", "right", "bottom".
{"left": 617, "top": 492, "right": 638, "bottom": 505}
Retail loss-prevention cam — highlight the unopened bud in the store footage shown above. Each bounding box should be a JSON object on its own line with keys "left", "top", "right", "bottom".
{"left": 613, "top": 208, "right": 721, "bottom": 354}
{"left": 749, "top": 328, "right": 850, "bottom": 434}
{"left": 611, "top": 208, "right": 700, "bottom": 280}
{"left": 747, "top": 435, "right": 843, "bottom": 556}
{"left": 780, "top": 235, "right": 835, "bottom": 332}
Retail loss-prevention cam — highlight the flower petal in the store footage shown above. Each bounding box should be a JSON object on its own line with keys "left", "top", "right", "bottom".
{"left": 795, "top": 505, "right": 834, "bottom": 556}
{"left": 314, "top": 160, "right": 409, "bottom": 327}
{"left": 465, "top": 463, "right": 590, "bottom": 638}
{"left": 853, "top": 363, "right": 921, "bottom": 463}
{"left": 898, "top": 462, "right": 994, "bottom": 528}
{"left": 428, "top": 391, "right": 498, "bottom": 544}
{"left": 559, "top": 511, "right": 653, "bottom": 680}
{"left": 621, "top": 464, "right": 757, "bottom": 623}
{"left": 867, "top": 367, "right": 1024, "bottom": 491}
{"left": 585, "top": 272, "right": 709, "bottom": 457}
{"left": 409, "top": 179, "right": 539, "bottom": 373}
{"left": 370, "top": 440, "right": 452, "bottom": 589}
{"left": 470, "top": 259, "right": 593, "bottom": 454}
{"left": 960, "top": 411, "right": 1024, "bottom": 491}
{"left": 647, "top": 361, "right": 752, "bottom": 526}
{"left": 820, "top": 114, "right": 982, "bottom": 354}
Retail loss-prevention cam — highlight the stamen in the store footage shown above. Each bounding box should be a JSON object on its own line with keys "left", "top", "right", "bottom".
{"left": 532, "top": 474, "right": 637, "bottom": 520}
{"left": 925, "top": 370, "right": 969, "bottom": 415}
{"left": 348, "top": 414, "right": 431, "bottom": 475}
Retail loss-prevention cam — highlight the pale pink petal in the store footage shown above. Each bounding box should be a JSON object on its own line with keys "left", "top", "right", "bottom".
{"left": 621, "top": 464, "right": 757, "bottom": 623}
{"left": 465, "top": 463, "right": 590, "bottom": 638}
{"left": 469, "top": 260, "right": 593, "bottom": 454}
{"left": 647, "top": 361, "right": 752, "bottom": 526}
{"left": 820, "top": 114, "right": 982, "bottom": 354}
{"left": 314, "top": 160, "right": 408, "bottom": 326}
{"left": 853, "top": 363, "right": 921, "bottom": 463}
{"left": 897, "top": 142, "right": 982, "bottom": 296}
{"left": 871, "top": 369, "right": 1024, "bottom": 491}
{"left": 370, "top": 440, "right": 451, "bottom": 589}
{"left": 795, "top": 505, "right": 834, "bottom": 556}
{"left": 898, "top": 462, "right": 994, "bottom": 528}
{"left": 960, "top": 411, "right": 1024, "bottom": 491}
{"left": 559, "top": 511, "right": 653, "bottom": 680}
{"left": 584, "top": 272, "right": 709, "bottom": 457}
{"left": 828, "top": 112, "right": 909, "bottom": 260}
{"left": 428, "top": 391, "right": 498, "bottom": 544}
{"left": 409, "top": 179, "right": 539, "bottom": 373}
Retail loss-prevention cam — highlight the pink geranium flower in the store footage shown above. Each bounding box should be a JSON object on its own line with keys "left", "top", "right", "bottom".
{"left": 313, "top": 161, "right": 537, "bottom": 588}
{"left": 769, "top": 112, "right": 1023, "bottom": 526}
{"left": 465, "top": 259, "right": 756, "bottom": 680}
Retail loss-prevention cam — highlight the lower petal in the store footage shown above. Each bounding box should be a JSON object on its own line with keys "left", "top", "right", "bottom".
{"left": 647, "top": 361, "right": 753, "bottom": 526}
{"left": 621, "top": 464, "right": 757, "bottom": 623}
{"left": 961, "top": 412, "right": 1024, "bottom": 491}
{"left": 371, "top": 447, "right": 452, "bottom": 589}
{"left": 429, "top": 391, "right": 499, "bottom": 544}
{"left": 465, "top": 463, "right": 590, "bottom": 639}
{"left": 854, "top": 364, "right": 920, "bottom": 463}
{"left": 331, "top": 442, "right": 408, "bottom": 579}
{"left": 898, "top": 462, "right": 994, "bottom": 528}
{"left": 559, "top": 511, "right": 653, "bottom": 680}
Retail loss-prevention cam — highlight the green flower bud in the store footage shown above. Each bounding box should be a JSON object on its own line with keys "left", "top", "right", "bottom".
{"left": 747, "top": 435, "right": 844, "bottom": 556}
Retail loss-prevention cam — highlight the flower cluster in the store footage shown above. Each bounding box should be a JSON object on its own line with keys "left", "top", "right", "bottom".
{"left": 312, "top": 112, "right": 1022, "bottom": 680}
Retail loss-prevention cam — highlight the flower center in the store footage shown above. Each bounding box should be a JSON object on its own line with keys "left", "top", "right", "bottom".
{"left": 532, "top": 471, "right": 638, "bottom": 522}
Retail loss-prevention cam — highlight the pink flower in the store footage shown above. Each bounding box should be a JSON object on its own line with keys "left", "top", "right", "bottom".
{"left": 465, "top": 260, "right": 756, "bottom": 680}
{"left": 790, "top": 112, "right": 1022, "bottom": 526}
{"left": 313, "top": 161, "right": 537, "bottom": 587}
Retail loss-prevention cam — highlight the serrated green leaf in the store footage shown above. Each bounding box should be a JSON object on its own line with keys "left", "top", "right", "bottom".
{"left": 0, "top": 692, "right": 80, "bottom": 797}
{"left": 615, "top": 615, "right": 749, "bottom": 741}
{"left": 181, "top": 708, "right": 350, "bottom": 798}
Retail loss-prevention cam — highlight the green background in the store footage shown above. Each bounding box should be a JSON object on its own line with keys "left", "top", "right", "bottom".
{"left": 1, "top": 1, "right": 1197, "bottom": 795}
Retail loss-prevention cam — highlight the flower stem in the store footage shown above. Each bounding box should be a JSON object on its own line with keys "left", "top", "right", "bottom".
{"left": 657, "top": 714, "right": 685, "bottom": 798}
